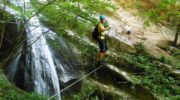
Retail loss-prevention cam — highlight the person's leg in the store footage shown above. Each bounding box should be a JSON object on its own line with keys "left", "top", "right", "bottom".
{"left": 102, "top": 39, "right": 107, "bottom": 61}
{"left": 97, "top": 39, "right": 108, "bottom": 62}
{"left": 98, "top": 52, "right": 106, "bottom": 61}
{"left": 98, "top": 39, "right": 107, "bottom": 61}
{"left": 97, "top": 40, "right": 102, "bottom": 61}
{"left": 98, "top": 52, "right": 102, "bottom": 61}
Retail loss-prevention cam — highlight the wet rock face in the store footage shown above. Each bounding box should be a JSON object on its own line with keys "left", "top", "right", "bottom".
{"left": 46, "top": 35, "right": 83, "bottom": 89}
{"left": 0, "top": 9, "right": 26, "bottom": 91}
{"left": 0, "top": 10, "right": 24, "bottom": 61}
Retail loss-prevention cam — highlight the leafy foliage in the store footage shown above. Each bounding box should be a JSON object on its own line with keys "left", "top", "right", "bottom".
{"left": 130, "top": 55, "right": 180, "bottom": 99}
{"left": 62, "top": 80, "right": 100, "bottom": 100}
{"left": 117, "top": 0, "right": 180, "bottom": 27}
{"left": 139, "top": 0, "right": 179, "bottom": 26}
{"left": 30, "top": 0, "right": 116, "bottom": 36}
{"left": 0, "top": 71, "right": 47, "bottom": 100}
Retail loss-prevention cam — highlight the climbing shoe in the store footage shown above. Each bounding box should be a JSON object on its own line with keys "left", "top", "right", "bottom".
{"left": 98, "top": 60, "right": 107, "bottom": 65}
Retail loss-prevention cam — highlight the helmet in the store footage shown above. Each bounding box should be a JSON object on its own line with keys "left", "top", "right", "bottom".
{"left": 99, "top": 15, "right": 105, "bottom": 20}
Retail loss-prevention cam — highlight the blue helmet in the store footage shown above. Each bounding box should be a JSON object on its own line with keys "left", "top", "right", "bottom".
{"left": 99, "top": 15, "right": 105, "bottom": 20}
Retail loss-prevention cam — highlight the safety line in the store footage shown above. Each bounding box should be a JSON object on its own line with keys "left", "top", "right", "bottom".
{"left": 48, "top": 64, "right": 104, "bottom": 100}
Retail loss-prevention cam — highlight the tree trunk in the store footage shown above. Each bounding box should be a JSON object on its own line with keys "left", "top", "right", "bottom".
{"left": 0, "top": 25, "right": 4, "bottom": 48}
{"left": 173, "top": 23, "right": 180, "bottom": 46}
{"left": 0, "top": 4, "right": 5, "bottom": 48}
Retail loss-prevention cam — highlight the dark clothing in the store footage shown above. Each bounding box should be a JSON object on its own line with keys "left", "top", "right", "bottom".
{"left": 97, "top": 39, "right": 108, "bottom": 52}
{"left": 127, "top": 31, "right": 131, "bottom": 35}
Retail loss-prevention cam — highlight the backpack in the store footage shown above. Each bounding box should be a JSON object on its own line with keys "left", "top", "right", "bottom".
{"left": 92, "top": 24, "right": 99, "bottom": 40}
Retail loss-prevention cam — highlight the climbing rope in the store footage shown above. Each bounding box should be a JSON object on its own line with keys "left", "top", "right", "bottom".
{"left": 48, "top": 48, "right": 113, "bottom": 99}
{"left": 48, "top": 32, "right": 117, "bottom": 100}
{"left": 48, "top": 64, "right": 104, "bottom": 100}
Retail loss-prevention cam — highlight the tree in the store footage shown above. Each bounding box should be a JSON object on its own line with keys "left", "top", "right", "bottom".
{"left": 0, "top": 4, "right": 6, "bottom": 48}
{"left": 173, "top": 21, "right": 180, "bottom": 46}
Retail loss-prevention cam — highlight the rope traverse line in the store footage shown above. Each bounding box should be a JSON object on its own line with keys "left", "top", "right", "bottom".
{"left": 48, "top": 34, "right": 118, "bottom": 100}
{"left": 48, "top": 64, "right": 104, "bottom": 100}
{"left": 48, "top": 28, "right": 119, "bottom": 100}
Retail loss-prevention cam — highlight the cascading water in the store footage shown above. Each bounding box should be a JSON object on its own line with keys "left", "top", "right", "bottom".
{"left": 4, "top": 0, "right": 61, "bottom": 99}
{"left": 2, "top": 0, "right": 82, "bottom": 99}
{"left": 25, "top": 16, "right": 61, "bottom": 99}
{"left": 6, "top": 48, "right": 22, "bottom": 83}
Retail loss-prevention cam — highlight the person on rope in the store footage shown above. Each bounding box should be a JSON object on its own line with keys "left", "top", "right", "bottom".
{"left": 92, "top": 15, "right": 109, "bottom": 64}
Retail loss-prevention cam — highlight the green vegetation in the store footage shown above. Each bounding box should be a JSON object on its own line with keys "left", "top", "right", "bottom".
{"left": 0, "top": 0, "right": 179, "bottom": 99}
{"left": 138, "top": 0, "right": 179, "bottom": 27}
{"left": 29, "top": 0, "right": 116, "bottom": 65}
{"left": 62, "top": 80, "right": 99, "bottom": 100}
{"left": 0, "top": 70, "right": 47, "bottom": 100}
{"left": 2, "top": 0, "right": 33, "bottom": 18}
{"left": 131, "top": 44, "right": 180, "bottom": 99}
{"left": 99, "top": 42, "right": 180, "bottom": 99}
{"left": 54, "top": 32, "right": 180, "bottom": 99}
{"left": 60, "top": 33, "right": 98, "bottom": 65}
{"left": 30, "top": 0, "right": 116, "bottom": 36}
{"left": 36, "top": 0, "right": 179, "bottom": 97}
{"left": 117, "top": 0, "right": 180, "bottom": 26}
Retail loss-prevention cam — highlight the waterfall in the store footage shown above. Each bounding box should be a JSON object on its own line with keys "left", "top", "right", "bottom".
{"left": 3, "top": 0, "right": 61, "bottom": 99}
{"left": 2, "top": 0, "right": 83, "bottom": 98}
{"left": 25, "top": 17, "right": 61, "bottom": 99}
{"left": 6, "top": 48, "right": 22, "bottom": 83}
